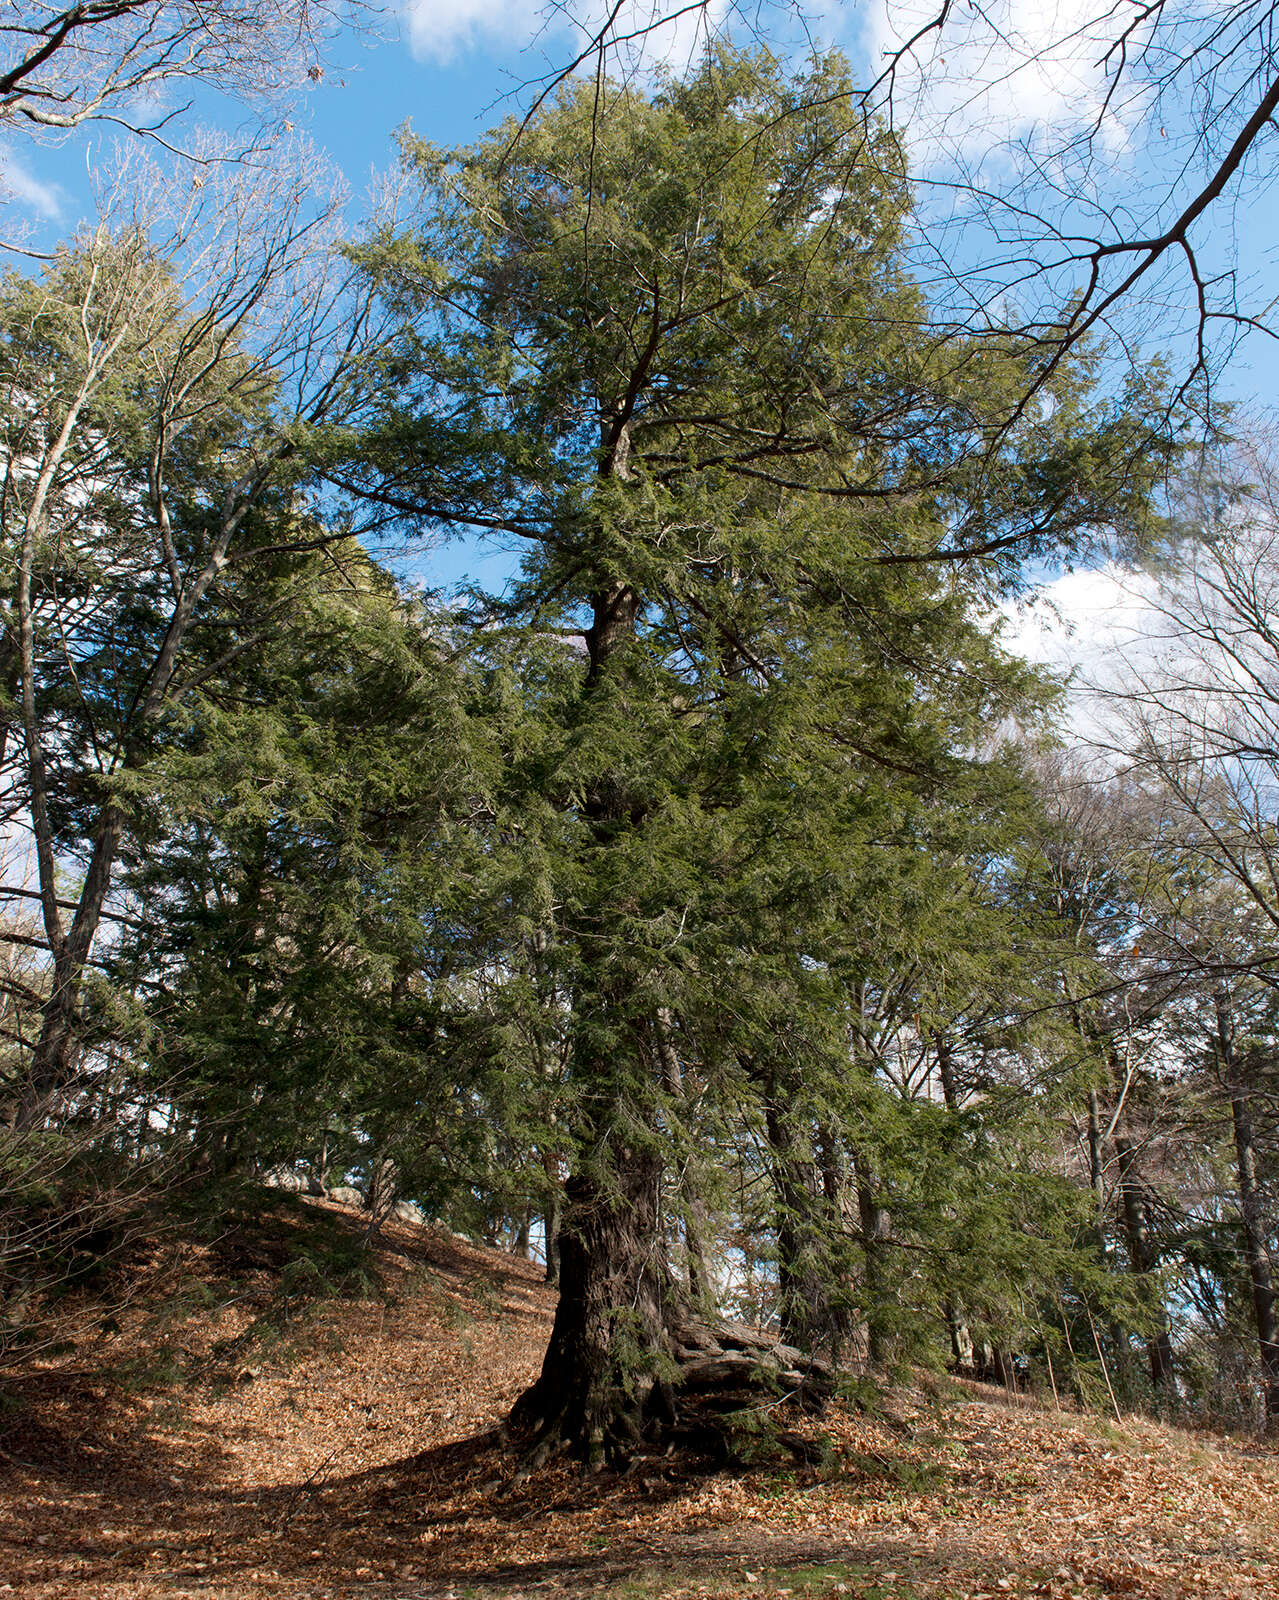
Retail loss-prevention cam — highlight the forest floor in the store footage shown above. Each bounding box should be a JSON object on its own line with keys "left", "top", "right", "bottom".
{"left": 3, "top": 1195, "right": 1278, "bottom": 1600}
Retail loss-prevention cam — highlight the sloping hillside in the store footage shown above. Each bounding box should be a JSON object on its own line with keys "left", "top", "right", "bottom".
{"left": 2, "top": 1195, "right": 1277, "bottom": 1600}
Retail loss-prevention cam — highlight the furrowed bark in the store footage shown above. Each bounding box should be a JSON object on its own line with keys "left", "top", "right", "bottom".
{"left": 508, "top": 1151, "right": 672, "bottom": 1465}
{"left": 510, "top": 537, "right": 679, "bottom": 1460}
{"left": 1215, "top": 991, "right": 1279, "bottom": 1431}
{"left": 1114, "top": 1132, "right": 1175, "bottom": 1393}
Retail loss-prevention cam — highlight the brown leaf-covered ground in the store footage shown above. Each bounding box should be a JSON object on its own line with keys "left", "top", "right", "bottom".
{"left": 3, "top": 1197, "right": 1277, "bottom": 1600}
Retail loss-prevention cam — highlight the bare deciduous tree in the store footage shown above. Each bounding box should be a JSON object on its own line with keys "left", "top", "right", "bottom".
{"left": 530, "top": 0, "right": 1279, "bottom": 417}
{"left": 0, "top": 142, "right": 401, "bottom": 1126}
{"left": 1113, "top": 445, "right": 1279, "bottom": 948}
{"left": 1101, "top": 440, "right": 1279, "bottom": 1427}
{"left": 1, "top": 1, "right": 370, "bottom": 142}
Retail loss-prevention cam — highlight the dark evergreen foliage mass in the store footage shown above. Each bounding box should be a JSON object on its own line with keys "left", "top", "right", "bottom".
{"left": 2, "top": 46, "right": 1276, "bottom": 1453}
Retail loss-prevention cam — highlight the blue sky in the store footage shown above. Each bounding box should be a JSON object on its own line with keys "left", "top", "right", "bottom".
{"left": 6, "top": 0, "right": 1276, "bottom": 404}
{"left": 0, "top": 15, "right": 588, "bottom": 592}
{"left": 0, "top": 17, "right": 541, "bottom": 236}
{"left": 2, "top": 0, "right": 1276, "bottom": 604}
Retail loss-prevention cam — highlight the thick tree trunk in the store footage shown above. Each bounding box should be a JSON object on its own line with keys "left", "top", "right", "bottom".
{"left": 513, "top": 1211, "right": 531, "bottom": 1259}
{"left": 945, "top": 1299, "right": 972, "bottom": 1369}
{"left": 856, "top": 1171, "right": 890, "bottom": 1365}
{"left": 509, "top": 1149, "right": 673, "bottom": 1465}
{"left": 1216, "top": 992, "right": 1279, "bottom": 1431}
{"left": 365, "top": 1155, "right": 398, "bottom": 1236}
{"left": 1113, "top": 1134, "right": 1174, "bottom": 1392}
{"left": 763, "top": 1093, "right": 836, "bottom": 1355}
{"left": 509, "top": 493, "right": 669, "bottom": 1459}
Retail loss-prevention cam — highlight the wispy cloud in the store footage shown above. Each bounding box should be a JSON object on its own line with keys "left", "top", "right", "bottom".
{"left": 397, "top": 0, "right": 1153, "bottom": 176}
{"left": 402, "top": 0, "right": 546, "bottom": 63}
{"left": 840, "top": 0, "right": 1153, "bottom": 174}
{"left": 1005, "top": 564, "right": 1160, "bottom": 679}
{"left": 0, "top": 148, "right": 65, "bottom": 220}
{"left": 400, "top": 0, "right": 728, "bottom": 79}
{"left": 1002, "top": 563, "right": 1167, "bottom": 741}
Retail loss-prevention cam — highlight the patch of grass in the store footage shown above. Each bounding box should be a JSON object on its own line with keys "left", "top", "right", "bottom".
{"left": 1085, "top": 1416, "right": 1132, "bottom": 1448}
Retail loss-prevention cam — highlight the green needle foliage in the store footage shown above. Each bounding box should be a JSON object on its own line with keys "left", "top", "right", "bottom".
{"left": 338, "top": 46, "right": 1180, "bottom": 1457}
{"left": 9, "top": 44, "right": 1249, "bottom": 1442}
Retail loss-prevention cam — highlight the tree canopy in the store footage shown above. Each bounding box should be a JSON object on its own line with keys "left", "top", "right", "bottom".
{"left": 2, "top": 31, "right": 1277, "bottom": 1458}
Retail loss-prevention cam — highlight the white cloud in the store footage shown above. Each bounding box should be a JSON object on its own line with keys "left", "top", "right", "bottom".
{"left": 1001, "top": 562, "right": 1169, "bottom": 742}
{"left": 402, "top": 0, "right": 544, "bottom": 63}
{"left": 0, "top": 148, "right": 64, "bottom": 220}
{"left": 602, "top": 0, "right": 730, "bottom": 80}
{"left": 843, "top": 0, "right": 1153, "bottom": 175}
{"left": 400, "top": 0, "right": 1152, "bottom": 157}
{"left": 401, "top": 0, "right": 728, "bottom": 78}
{"left": 1004, "top": 563, "right": 1161, "bottom": 681}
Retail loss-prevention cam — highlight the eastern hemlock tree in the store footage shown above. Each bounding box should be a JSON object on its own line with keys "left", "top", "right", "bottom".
{"left": 103, "top": 551, "right": 483, "bottom": 1186}
{"left": 341, "top": 47, "right": 1176, "bottom": 1462}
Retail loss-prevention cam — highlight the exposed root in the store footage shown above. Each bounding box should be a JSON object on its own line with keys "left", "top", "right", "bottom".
{"left": 507, "top": 1317, "right": 839, "bottom": 1472}
{"left": 672, "top": 1317, "right": 837, "bottom": 1409}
